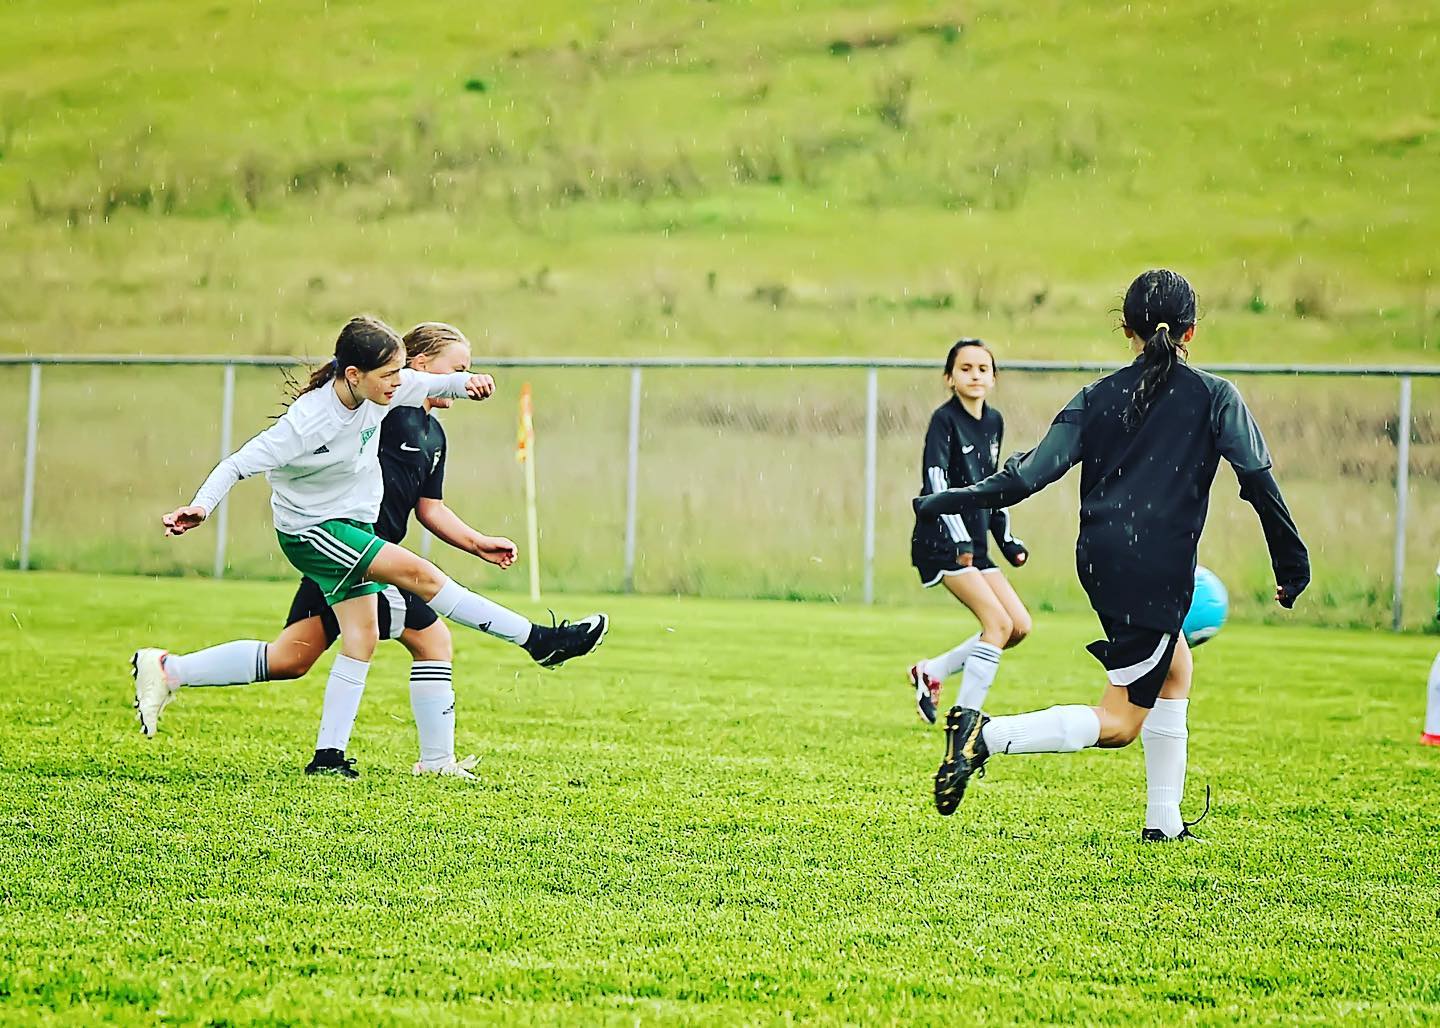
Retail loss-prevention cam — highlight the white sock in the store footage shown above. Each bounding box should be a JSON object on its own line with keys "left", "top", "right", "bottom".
{"left": 955, "top": 641, "right": 1002, "bottom": 710}
{"left": 165, "top": 641, "right": 268, "bottom": 687}
{"left": 410, "top": 661, "right": 455, "bottom": 766}
{"left": 315, "top": 654, "right": 370, "bottom": 752}
{"left": 430, "top": 578, "right": 532, "bottom": 645}
{"left": 982, "top": 704, "right": 1100, "bottom": 754}
{"left": 1426, "top": 652, "right": 1440, "bottom": 737}
{"left": 926, "top": 633, "right": 981, "bottom": 681}
{"left": 1141, "top": 698, "right": 1189, "bottom": 837}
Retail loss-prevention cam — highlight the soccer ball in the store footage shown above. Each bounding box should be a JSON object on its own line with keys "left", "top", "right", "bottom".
{"left": 1184, "top": 565, "right": 1228, "bottom": 647}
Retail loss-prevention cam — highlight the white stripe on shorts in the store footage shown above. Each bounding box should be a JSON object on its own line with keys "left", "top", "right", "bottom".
{"left": 921, "top": 566, "right": 978, "bottom": 588}
{"left": 1105, "top": 633, "right": 1173, "bottom": 687}
{"left": 301, "top": 526, "right": 361, "bottom": 566}
{"left": 299, "top": 529, "right": 358, "bottom": 570}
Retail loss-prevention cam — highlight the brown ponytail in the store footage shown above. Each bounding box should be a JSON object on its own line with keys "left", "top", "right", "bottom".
{"left": 295, "top": 315, "right": 404, "bottom": 399}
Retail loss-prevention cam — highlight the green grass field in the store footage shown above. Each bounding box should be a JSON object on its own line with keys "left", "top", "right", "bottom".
{"left": 2, "top": 571, "right": 1437, "bottom": 1023}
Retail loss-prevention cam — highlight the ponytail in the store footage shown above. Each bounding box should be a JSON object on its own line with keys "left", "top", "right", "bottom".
{"left": 1120, "top": 269, "right": 1198, "bottom": 429}
{"left": 298, "top": 357, "right": 339, "bottom": 398}
{"left": 1125, "top": 322, "right": 1187, "bottom": 428}
{"left": 292, "top": 315, "right": 403, "bottom": 400}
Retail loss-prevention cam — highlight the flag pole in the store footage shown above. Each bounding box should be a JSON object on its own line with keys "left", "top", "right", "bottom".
{"left": 518, "top": 383, "right": 541, "bottom": 602}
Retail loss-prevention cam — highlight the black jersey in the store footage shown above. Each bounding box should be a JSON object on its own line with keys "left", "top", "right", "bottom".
{"left": 912, "top": 397, "right": 1022, "bottom": 564}
{"left": 917, "top": 359, "right": 1309, "bottom": 632}
{"left": 373, "top": 406, "right": 447, "bottom": 543}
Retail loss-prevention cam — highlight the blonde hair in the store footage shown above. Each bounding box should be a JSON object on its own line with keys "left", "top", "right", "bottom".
{"left": 403, "top": 322, "right": 470, "bottom": 365}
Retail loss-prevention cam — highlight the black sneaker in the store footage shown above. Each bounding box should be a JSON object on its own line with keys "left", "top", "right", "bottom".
{"left": 305, "top": 748, "right": 359, "bottom": 779}
{"left": 935, "top": 705, "right": 990, "bottom": 816}
{"left": 1140, "top": 785, "right": 1211, "bottom": 843}
{"left": 525, "top": 613, "right": 609, "bottom": 669}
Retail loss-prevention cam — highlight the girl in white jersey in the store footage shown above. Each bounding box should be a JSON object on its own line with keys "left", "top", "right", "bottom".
{"left": 139, "top": 315, "right": 609, "bottom": 777}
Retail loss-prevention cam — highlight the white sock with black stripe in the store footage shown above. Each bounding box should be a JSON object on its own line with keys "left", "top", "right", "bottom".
{"left": 982, "top": 705, "right": 1100, "bottom": 754}
{"left": 926, "top": 633, "right": 981, "bottom": 682}
{"left": 1141, "top": 698, "right": 1188, "bottom": 837}
{"left": 954, "top": 641, "right": 1002, "bottom": 710}
{"left": 315, "top": 654, "right": 370, "bottom": 752}
{"left": 430, "top": 578, "right": 532, "bottom": 645}
{"left": 410, "top": 661, "right": 455, "bottom": 766}
{"left": 164, "top": 641, "right": 269, "bottom": 687}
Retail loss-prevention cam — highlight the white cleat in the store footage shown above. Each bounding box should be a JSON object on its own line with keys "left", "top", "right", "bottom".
{"left": 412, "top": 754, "right": 480, "bottom": 781}
{"left": 132, "top": 648, "right": 176, "bottom": 738}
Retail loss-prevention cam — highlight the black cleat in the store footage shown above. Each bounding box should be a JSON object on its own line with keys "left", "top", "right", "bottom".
{"left": 1140, "top": 785, "right": 1211, "bottom": 843}
{"left": 526, "top": 612, "right": 609, "bottom": 669}
{"left": 935, "top": 705, "right": 990, "bottom": 815}
{"left": 305, "top": 748, "right": 359, "bottom": 779}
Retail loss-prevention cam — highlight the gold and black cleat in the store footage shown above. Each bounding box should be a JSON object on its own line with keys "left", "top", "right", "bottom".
{"left": 934, "top": 705, "right": 990, "bottom": 816}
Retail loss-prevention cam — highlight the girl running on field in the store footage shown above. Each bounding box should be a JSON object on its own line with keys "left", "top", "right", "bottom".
{"left": 908, "top": 339, "right": 1031, "bottom": 725}
{"left": 915, "top": 270, "right": 1309, "bottom": 840}
{"left": 137, "top": 316, "right": 607, "bottom": 777}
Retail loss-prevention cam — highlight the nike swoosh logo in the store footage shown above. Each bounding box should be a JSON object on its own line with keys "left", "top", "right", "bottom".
{"left": 962, "top": 445, "right": 975, "bottom": 453}
{"left": 400, "top": 443, "right": 420, "bottom": 452}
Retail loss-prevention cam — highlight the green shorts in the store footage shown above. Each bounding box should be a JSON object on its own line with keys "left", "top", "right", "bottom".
{"left": 277, "top": 519, "right": 388, "bottom": 606}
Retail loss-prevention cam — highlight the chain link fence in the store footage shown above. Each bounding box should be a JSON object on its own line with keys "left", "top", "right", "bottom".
{"left": 2, "top": 357, "right": 1436, "bottom": 630}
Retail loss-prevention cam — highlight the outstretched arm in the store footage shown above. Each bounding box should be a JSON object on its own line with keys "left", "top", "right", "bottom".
{"left": 916, "top": 389, "right": 1086, "bottom": 516}
{"left": 390, "top": 368, "right": 495, "bottom": 408}
{"left": 163, "top": 418, "right": 314, "bottom": 536}
{"left": 415, "top": 498, "right": 517, "bottom": 569}
{"left": 1212, "top": 380, "right": 1310, "bottom": 607}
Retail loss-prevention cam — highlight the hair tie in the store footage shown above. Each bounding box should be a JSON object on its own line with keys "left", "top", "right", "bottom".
{"left": 1154, "top": 322, "right": 1170, "bottom": 333}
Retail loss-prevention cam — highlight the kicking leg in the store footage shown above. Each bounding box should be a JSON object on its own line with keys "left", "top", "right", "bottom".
{"left": 365, "top": 543, "right": 608, "bottom": 668}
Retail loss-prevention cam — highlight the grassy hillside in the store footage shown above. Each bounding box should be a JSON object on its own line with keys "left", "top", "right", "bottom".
{"left": 0, "top": 0, "right": 1437, "bottom": 360}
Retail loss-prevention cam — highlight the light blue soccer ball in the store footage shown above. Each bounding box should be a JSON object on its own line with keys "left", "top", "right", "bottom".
{"left": 1184, "top": 565, "right": 1229, "bottom": 647}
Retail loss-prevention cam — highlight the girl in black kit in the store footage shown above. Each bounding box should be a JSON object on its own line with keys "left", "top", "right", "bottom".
{"left": 908, "top": 340, "right": 1031, "bottom": 725}
{"left": 916, "top": 270, "right": 1310, "bottom": 840}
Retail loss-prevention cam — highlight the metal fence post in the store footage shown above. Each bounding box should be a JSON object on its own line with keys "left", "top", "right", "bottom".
{"left": 623, "top": 367, "right": 643, "bottom": 592}
{"left": 212, "top": 364, "right": 236, "bottom": 579}
{"left": 1392, "top": 375, "right": 1413, "bottom": 631}
{"left": 19, "top": 363, "right": 41, "bottom": 571}
{"left": 862, "top": 367, "right": 878, "bottom": 605}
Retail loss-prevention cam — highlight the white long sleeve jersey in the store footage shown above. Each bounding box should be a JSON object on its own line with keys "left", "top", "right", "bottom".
{"left": 191, "top": 369, "right": 475, "bottom": 535}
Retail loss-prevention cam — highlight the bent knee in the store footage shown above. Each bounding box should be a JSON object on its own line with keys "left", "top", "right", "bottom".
{"left": 1098, "top": 723, "right": 1142, "bottom": 748}
{"left": 982, "top": 611, "right": 1014, "bottom": 641}
{"left": 404, "top": 622, "right": 453, "bottom": 662}
{"left": 265, "top": 646, "right": 318, "bottom": 681}
{"left": 1006, "top": 619, "right": 1031, "bottom": 648}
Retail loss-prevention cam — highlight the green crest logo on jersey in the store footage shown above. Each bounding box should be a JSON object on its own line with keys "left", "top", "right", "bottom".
{"left": 360, "top": 427, "right": 377, "bottom": 449}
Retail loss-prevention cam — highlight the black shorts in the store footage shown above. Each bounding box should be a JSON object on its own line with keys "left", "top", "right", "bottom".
{"left": 285, "top": 578, "right": 438, "bottom": 647}
{"left": 915, "top": 549, "right": 997, "bottom": 587}
{"left": 1085, "top": 614, "right": 1179, "bottom": 710}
